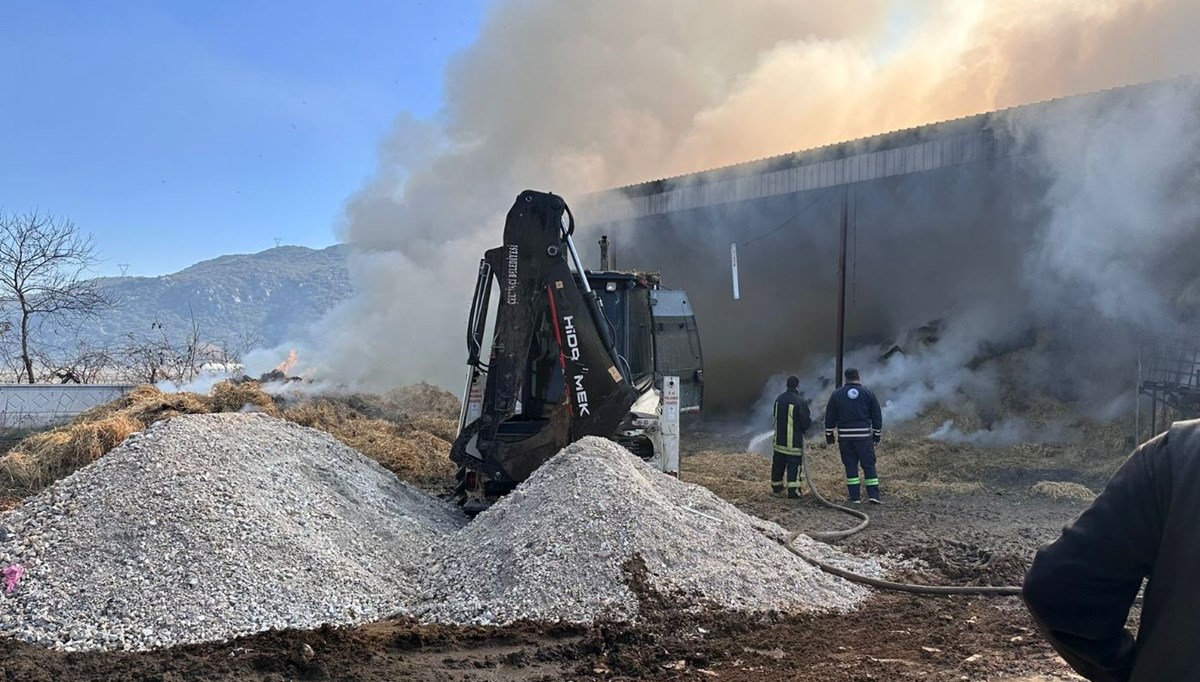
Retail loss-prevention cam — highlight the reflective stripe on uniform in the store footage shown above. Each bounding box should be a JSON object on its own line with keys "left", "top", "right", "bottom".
{"left": 786, "top": 481, "right": 802, "bottom": 489}
{"left": 846, "top": 477, "right": 861, "bottom": 485}
{"left": 865, "top": 478, "right": 880, "bottom": 486}
{"left": 776, "top": 402, "right": 805, "bottom": 452}
{"left": 786, "top": 404, "right": 795, "bottom": 450}
{"left": 771, "top": 480, "right": 785, "bottom": 486}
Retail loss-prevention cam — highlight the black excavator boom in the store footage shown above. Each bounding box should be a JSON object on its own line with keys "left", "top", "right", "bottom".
{"left": 451, "top": 190, "right": 638, "bottom": 489}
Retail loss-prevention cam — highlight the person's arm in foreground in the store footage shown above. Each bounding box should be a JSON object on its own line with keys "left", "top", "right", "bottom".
{"left": 1023, "top": 436, "right": 1168, "bottom": 682}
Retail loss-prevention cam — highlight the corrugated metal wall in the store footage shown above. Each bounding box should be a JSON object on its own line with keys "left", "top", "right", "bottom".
{"left": 587, "top": 130, "right": 997, "bottom": 223}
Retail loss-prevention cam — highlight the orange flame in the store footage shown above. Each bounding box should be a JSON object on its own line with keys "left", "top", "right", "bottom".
{"left": 275, "top": 349, "right": 299, "bottom": 375}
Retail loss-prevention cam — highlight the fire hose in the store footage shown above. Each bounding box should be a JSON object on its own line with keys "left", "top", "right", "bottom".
{"left": 783, "top": 444, "right": 1023, "bottom": 597}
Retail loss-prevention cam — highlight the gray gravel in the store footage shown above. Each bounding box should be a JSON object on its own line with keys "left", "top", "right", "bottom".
{"left": 0, "top": 420, "right": 887, "bottom": 651}
{"left": 416, "top": 436, "right": 882, "bottom": 625}
{"left": 0, "top": 413, "right": 465, "bottom": 652}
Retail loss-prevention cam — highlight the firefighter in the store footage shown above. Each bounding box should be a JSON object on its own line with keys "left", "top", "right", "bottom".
{"left": 1023, "top": 421, "right": 1200, "bottom": 681}
{"left": 824, "top": 368, "right": 883, "bottom": 504}
{"left": 772, "top": 375, "right": 812, "bottom": 498}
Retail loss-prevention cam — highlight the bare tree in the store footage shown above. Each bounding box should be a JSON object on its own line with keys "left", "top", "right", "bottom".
{"left": 0, "top": 212, "right": 112, "bottom": 383}
{"left": 42, "top": 339, "right": 116, "bottom": 384}
{"left": 213, "top": 327, "right": 263, "bottom": 371}
{"left": 114, "top": 310, "right": 224, "bottom": 385}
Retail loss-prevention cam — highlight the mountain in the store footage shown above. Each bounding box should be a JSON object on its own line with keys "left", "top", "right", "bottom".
{"left": 76, "top": 244, "right": 352, "bottom": 352}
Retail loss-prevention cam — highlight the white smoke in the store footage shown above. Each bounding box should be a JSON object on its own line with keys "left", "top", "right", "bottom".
{"left": 259, "top": 0, "right": 1200, "bottom": 414}
{"left": 1008, "top": 81, "right": 1200, "bottom": 331}
{"left": 929, "top": 418, "right": 1078, "bottom": 447}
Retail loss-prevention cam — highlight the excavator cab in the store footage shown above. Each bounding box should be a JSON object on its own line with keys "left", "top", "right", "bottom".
{"left": 451, "top": 190, "right": 702, "bottom": 507}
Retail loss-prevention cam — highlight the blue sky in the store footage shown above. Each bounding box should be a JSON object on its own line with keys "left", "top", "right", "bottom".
{"left": 1, "top": 1, "right": 486, "bottom": 277}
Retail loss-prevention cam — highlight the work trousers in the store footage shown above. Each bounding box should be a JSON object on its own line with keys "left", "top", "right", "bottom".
{"left": 771, "top": 449, "right": 803, "bottom": 496}
{"left": 838, "top": 438, "right": 880, "bottom": 501}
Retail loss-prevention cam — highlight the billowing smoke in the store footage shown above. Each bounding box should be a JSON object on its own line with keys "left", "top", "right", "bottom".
{"left": 746, "top": 77, "right": 1200, "bottom": 442}
{"left": 262, "top": 0, "right": 1200, "bottom": 431}
{"left": 929, "top": 418, "right": 1077, "bottom": 448}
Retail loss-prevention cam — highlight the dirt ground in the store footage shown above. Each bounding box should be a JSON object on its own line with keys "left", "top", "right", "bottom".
{"left": 1, "top": 414, "right": 1126, "bottom": 681}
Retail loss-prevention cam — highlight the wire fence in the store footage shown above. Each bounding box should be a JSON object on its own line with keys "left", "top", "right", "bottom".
{"left": 1142, "top": 334, "right": 1200, "bottom": 390}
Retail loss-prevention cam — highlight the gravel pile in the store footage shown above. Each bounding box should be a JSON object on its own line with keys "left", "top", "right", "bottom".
{"left": 0, "top": 413, "right": 464, "bottom": 652}
{"left": 417, "top": 436, "right": 883, "bottom": 625}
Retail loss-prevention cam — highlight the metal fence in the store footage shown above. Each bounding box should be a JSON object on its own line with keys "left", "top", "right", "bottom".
{"left": 0, "top": 384, "right": 135, "bottom": 429}
{"left": 1141, "top": 334, "right": 1200, "bottom": 391}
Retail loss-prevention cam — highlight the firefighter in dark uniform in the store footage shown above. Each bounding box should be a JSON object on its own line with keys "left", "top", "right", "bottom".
{"left": 1024, "top": 420, "right": 1200, "bottom": 682}
{"left": 824, "top": 368, "right": 883, "bottom": 504}
{"left": 772, "top": 375, "right": 812, "bottom": 498}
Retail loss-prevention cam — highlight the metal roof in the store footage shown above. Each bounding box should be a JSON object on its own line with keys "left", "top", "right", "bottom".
{"left": 583, "top": 75, "right": 1198, "bottom": 223}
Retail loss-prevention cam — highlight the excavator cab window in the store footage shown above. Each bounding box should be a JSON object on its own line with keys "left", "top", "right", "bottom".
{"left": 591, "top": 276, "right": 655, "bottom": 387}
{"left": 650, "top": 289, "right": 704, "bottom": 411}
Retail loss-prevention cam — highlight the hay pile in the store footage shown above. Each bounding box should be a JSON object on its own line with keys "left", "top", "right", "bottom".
{"left": 1031, "top": 480, "right": 1096, "bottom": 502}
{"left": 281, "top": 397, "right": 456, "bottom": 483}
{"left": 0, "top": 382, "right": 460, "bottom": 497}
{"left": 0, "top": 386, "right": 213, "bottom": 492}
{"left": 387, "top": 382, "right": 462, "bottom": 419}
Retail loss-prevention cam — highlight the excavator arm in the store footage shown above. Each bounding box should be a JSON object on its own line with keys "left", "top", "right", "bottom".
{"left": 451, "top": 190, "right": 637, "bottom": 487}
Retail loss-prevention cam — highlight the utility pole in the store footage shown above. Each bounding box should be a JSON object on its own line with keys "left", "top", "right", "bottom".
{"left": 118, "top": 264, "right": 130, "bottom": 277}
{"left": 835, "top": 186, "right": 849, "bottom": 388}
{"left": 274, "top": 238, "right": 282, "bottom": 248}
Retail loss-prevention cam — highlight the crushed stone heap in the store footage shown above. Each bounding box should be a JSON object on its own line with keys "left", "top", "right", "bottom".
{"left": 417, "top": 436, "right": 885, "bottom": 625}
{"left": 0, "top": 413, "right": 465, "bottom": 652}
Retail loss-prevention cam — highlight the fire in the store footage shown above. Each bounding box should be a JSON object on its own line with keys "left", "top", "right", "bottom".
{"left": 275, "top": 349, "right": 299, "bottom": 375}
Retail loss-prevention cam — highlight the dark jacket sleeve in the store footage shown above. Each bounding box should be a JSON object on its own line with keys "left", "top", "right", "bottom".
{"left": 823, "top": 393, "right": 837, "bottom": 433}
{"left": 1022, "top": 436, "right": 1169, "bottom": 682}
{"left": 797, "top": 400, "right": 812, "bottom": 434}
{"left": 868, "top": 390, "right": 882, "bottom": 434}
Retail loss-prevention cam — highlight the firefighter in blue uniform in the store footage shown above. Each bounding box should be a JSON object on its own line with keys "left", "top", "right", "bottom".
{"left": 824, "top": 368, "right": 883, "bottom": 504}
{"left": 772, "top": 375, "right": 812, "bottom": 499}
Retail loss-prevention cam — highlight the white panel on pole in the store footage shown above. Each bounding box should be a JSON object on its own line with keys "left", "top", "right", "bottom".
{"left": 730, "top": 243, "right": 740, "bottom": 300}
{"left": 662, "top": 376, "right": 680, "bottom": 476}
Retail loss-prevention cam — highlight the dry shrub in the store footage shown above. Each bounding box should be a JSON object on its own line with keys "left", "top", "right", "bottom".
{"left": 1032, "top": 480, "right": 1096, "bottom": 502}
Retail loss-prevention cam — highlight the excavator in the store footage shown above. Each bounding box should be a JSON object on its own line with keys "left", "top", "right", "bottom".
{"left": 450, "top": 190, "right": 703, "bottom": 508}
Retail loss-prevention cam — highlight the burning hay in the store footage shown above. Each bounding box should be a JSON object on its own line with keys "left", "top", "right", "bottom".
{"left": 209, "top": 380, "right": 280, "bottom": 415}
